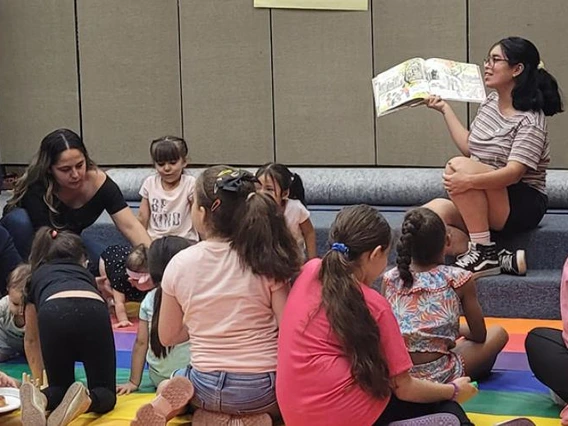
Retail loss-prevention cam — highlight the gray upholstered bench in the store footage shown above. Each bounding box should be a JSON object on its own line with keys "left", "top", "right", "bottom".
{"left": 5, "top": 167, "right": 568, "bottom": 319}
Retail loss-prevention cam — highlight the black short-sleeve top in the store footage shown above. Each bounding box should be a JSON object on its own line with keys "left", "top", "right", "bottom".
{"left": 20, "top": 175, "right": 128, "bottom": 234}
{"left": 28, "top": 260, "right": 100, "bottom": 309}
{"left": 101, "top": 244, "right": 147, "bottom": 303}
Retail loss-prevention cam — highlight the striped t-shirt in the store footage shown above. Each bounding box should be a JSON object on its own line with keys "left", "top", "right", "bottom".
{"left": 468, "top": 91, "right": 548, "bottom": 194}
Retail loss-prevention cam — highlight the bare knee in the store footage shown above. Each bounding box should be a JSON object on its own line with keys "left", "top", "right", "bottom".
{"left": 488, "top": 325, "right": 509, "bottom": 349}
{"left": 424, "top": 198, "right": 457, "bottom": 222}
{"left": 446, "top": 156, "right": 469, "bottom": 173}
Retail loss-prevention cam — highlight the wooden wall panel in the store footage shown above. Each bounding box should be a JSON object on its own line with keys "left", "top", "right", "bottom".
{"left": 78, "top": 0, "right": 181, "bottom": 164}
{"left": 373, "top": 0, "right": 467, "bottom": 166}
{"left": 0, "top": 0, "right": 79, "bottom": 164}
{"left": 272, "top": 9, "right": 375, "bottom": 165}
{"left": 179, "top": 0, "right": 274, "bottom": 165}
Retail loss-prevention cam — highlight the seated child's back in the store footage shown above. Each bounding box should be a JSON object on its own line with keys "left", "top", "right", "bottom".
{"left": 383, "top": 208, "right": 508, "bottom": 383}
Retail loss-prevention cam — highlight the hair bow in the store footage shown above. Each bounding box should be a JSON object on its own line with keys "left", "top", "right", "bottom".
{"left": 214, "top": 169, "right": 259, "bottom": 194}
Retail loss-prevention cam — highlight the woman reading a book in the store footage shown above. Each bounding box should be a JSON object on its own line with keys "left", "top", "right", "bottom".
{"left": 1, "top": 129, "right": 151, "bottom": 263}
{"left": 424, "top": 37, "right": 563, "bottom": 277}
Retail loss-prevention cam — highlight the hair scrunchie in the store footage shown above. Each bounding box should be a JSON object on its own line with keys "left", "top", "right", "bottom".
{"left": 331, "top": 242, "right": 349, "bottom": 255}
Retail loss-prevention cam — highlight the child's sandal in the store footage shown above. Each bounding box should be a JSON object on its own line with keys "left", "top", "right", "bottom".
{"left": 131, "top": 376, "right": 194, "bottom": 426}
{"left": 192, "top": 409, "right": 272, "bottom": 426}
{"left": 388, "top": 413, "right": 460, "bottom": 426}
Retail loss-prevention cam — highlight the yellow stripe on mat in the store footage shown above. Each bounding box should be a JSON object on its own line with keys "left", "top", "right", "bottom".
{"left": 468, "top": 412, "right": 560, "bottom": 426}
{"left": 1, "top": 394, "right": 561, "bottom": 425}
{"left": 1, "top": 394, "right": 192, "bottom": 425}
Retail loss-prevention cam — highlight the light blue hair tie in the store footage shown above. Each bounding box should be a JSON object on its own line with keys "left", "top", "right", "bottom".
{"left": 331, "top": 242, "right": 349, "bottom": 255}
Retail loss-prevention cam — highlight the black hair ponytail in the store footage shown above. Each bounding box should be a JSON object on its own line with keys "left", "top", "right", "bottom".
{"left": 498, "top": 37, "right": 563, "bottom": 116}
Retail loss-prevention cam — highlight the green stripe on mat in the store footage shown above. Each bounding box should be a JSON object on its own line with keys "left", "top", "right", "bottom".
{"left": 2, "top": 364, "right": 157, "bottom": 394}
{"left": 463, "top": 390, "right": 561, "bottom": 418}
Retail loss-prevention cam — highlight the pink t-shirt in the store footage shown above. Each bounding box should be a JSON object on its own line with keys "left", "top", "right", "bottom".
{"left": 277, "top": 259, "right": 413, "bottom": 426}
{"left": 161, "top": 240, "right": 287, "bottom": 373}
{"left": 562, "top": 258, "right": 568, "bottom": 348}
{"left": 139, "top": 173, "right": 198, "bottom": 241}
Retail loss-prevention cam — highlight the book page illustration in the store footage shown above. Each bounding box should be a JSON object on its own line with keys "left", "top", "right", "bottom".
{"left": 425, "top": 58, "right": 486, "bottom": 103}
{"left": 372, "top": 58, "right": 430, "bottom": 117}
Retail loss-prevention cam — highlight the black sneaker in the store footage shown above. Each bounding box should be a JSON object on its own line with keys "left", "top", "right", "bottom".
{"left": 454, "top": 242, "right": 501, "bottom": 277}
{"left": 499, "top": 249, "right": 527, "bottom": 276}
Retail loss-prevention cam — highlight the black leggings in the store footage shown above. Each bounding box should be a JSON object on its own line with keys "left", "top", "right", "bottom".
{"left": 37, "top": 298, "right": 117, "bottom": 413}
{"left": 374, "top": 395, "right": 473, "bottom": 425}
{"left": 525, "top": 327, "right": 568, "bottom": 402}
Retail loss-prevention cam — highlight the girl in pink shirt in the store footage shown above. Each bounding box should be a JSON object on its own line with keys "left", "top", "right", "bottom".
{"left": 277, "top": 205, "right": 478, "bottom": 426}
{"left": 132, "top": 166, "right": 302, "bottom": 426}
{"left": 256, "top": 163, "right": 317, "bottom": 260}
{"left": 138, "top": 135, "right": 198, "bottom": 241}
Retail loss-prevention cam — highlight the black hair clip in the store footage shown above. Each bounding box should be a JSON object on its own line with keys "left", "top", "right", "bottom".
{"left": 214, "top": 169, "right": 259, "bottom": 194}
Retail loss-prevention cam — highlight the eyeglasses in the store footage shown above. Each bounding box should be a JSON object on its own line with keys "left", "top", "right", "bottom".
{"left": 483, "top": 56, "right": 509, "bottom": 67}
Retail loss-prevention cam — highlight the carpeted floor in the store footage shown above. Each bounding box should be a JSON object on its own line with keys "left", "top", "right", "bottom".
{"left": 0, "top": 317, "right": 564, "bottom": 425}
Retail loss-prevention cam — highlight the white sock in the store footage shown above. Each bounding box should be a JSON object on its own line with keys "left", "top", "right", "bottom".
{"left": 469, "top": 231, "right": 491, "bottom": 245}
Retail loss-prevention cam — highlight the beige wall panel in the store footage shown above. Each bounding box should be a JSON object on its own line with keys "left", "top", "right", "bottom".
{"left": 0, "top": 1, "right": 79, "bottom": 164}
{"left": 470, "top": 0, "right": 568, "bottom": 168}
{"left": 272, "top": 9, "right": 375, "bottom": 165}
{"left": 179, "top": 0, "right": 273, "bottom": 165}
{"left": 78, "top": 0, "right": 181, "bottom": 165}
{"left": 373, "top": 0, "right": 467, "bottom": 166}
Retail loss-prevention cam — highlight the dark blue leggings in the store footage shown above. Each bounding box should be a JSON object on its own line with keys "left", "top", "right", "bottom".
{"left": 0, "top": 224, "right": 22, "bottom": 295}
{"left": 1, "top": 208, "right": 106, "bottom": 274}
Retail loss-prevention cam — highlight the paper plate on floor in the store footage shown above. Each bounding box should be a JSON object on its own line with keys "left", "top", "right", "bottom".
{"left": 0, "top": 387, "right": 21, "bottom": 414}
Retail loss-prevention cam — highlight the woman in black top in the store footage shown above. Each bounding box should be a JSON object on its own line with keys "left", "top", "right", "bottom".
{"left": 20, "top": 227, "right": 116, "bottom": 426}
{"left": 1, "top": 128, "right": 150, "bottom": 260}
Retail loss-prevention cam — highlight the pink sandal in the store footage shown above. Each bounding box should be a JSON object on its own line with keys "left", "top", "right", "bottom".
{"left": 192, "top": 409, "right": 272, "bottom": 426}
{"left": 131, "top": 376, "right": 194, "bottom": 426}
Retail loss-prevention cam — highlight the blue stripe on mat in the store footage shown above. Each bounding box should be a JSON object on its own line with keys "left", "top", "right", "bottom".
{"left": 479, "top": 370, "right": 549, "bottom": 394}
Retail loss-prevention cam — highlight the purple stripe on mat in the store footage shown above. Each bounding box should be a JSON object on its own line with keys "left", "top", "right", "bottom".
{"left": 114, "top": 332, "right": 137, "bottom": 351}
{"left": 494, "top": 351, "right": 530, "bottom": 371}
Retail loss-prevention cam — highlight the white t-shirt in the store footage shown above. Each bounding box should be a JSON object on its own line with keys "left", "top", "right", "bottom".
{"left": 161, "top": 241, "right": 287, "bottom": 373}
{"left": 139, "top": 173, "right": 198, "bottom": 240}
{"left": 139, "top": 289, "right": 191, "bottom": 383}
{"left": 0, "top": 296, "right": 24, "bottom": 355}
{"left": 283, "top": 199, "right": 310, "bottom": 249}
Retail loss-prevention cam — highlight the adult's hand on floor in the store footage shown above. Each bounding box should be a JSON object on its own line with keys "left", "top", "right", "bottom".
{"left": 117, "top": 381, "right": 138, "bottom": 395}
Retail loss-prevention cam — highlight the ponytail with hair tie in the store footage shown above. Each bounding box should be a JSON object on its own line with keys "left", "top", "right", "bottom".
{"left": 331, "top": 242, "right": 350, "bottom": 255}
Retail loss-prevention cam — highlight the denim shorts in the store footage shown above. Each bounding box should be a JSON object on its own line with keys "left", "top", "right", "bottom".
{"left": 172, "top": 367, "right": 277, "bottom": 415}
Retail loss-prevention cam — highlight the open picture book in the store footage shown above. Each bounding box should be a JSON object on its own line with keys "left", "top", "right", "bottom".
{"left": 372, "top": 57, "right": 486, "bottom": 117}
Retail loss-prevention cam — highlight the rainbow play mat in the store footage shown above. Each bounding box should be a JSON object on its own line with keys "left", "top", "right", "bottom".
{"left": 0, "top": 318, "right": 563, "bottom": 425}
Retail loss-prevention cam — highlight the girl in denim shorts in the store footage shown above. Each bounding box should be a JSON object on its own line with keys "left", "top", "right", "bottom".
{"left": 132, "top": 166, "right": 302, "bottom": 425}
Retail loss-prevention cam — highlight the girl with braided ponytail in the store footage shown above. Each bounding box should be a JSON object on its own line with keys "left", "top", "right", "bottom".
{"left": 384, "top": 208, "right": 508, "bottom": 385}
{"left": 277, "top": 205, "right": 479, "bottom": 426}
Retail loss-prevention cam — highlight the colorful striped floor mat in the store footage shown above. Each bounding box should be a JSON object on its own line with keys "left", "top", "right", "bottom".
{"left": 0, "top": 317, "right": 564, "bottom": 425}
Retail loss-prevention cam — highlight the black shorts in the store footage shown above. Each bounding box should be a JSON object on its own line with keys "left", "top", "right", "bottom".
{"left": 500, "top": 182, "right": 548, "bottom": 234}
